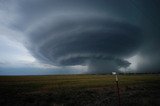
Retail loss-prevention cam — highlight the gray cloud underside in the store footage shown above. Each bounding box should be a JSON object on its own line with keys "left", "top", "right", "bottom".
{"left": 26, "top": 18, "right": 142, "bottom": 67}
{"left": 4, "top": 0, "right": 160, "bottom": 73}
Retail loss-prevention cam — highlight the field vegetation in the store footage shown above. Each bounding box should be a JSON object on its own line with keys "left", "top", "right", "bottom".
{"left": 0, "top": 74, "right": 159, "bottom": 106}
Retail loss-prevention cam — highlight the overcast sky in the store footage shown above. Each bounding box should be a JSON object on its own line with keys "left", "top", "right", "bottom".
{"left": 0, "top": 0, "right": 160, "bottom": 75}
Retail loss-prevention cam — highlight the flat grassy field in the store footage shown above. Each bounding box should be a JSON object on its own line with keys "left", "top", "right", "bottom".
{"left": 0, "top": 74, "right": 160, "bottom": 106}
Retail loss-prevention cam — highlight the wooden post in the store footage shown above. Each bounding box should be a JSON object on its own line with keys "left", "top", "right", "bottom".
{"left": 116, "top": 75, "right": 121, "bottom": 106}
{"left": 112, "top": 72, "right": 121, "bottom": 106}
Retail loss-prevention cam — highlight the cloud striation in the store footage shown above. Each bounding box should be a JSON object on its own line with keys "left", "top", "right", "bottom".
{"left": 2, "top": 0, "right": 160, "bottom": 73}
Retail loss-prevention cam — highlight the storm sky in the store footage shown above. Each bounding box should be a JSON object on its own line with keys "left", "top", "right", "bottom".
{"left": 0, "top": 0, "right": 160, "bottom": 75}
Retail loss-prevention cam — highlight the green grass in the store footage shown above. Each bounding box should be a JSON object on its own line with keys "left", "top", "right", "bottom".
{"left": 0, "top": 74, "right": 160, "bottom": 106}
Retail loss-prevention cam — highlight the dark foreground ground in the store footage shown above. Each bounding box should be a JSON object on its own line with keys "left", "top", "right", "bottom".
{"left": 0, "top": 74, "right": 160, "bottom": 106}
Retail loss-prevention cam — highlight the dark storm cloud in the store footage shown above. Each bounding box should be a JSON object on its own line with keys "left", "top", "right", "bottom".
{"left": 24, "top": 15, "right": 142, "bottom": 73}
{"left": 26, "top": 17, "right": 141, "bottom": 65}
{"left": 88, "top": 58, "right": 130, "bottom": 74}
{"left": 6, "top": 0, "right": 160, "bottom": 73}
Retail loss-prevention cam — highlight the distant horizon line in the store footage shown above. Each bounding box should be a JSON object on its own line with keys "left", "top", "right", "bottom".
{"left": 0, "top": 72, "right": 159, "bottom": 76}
